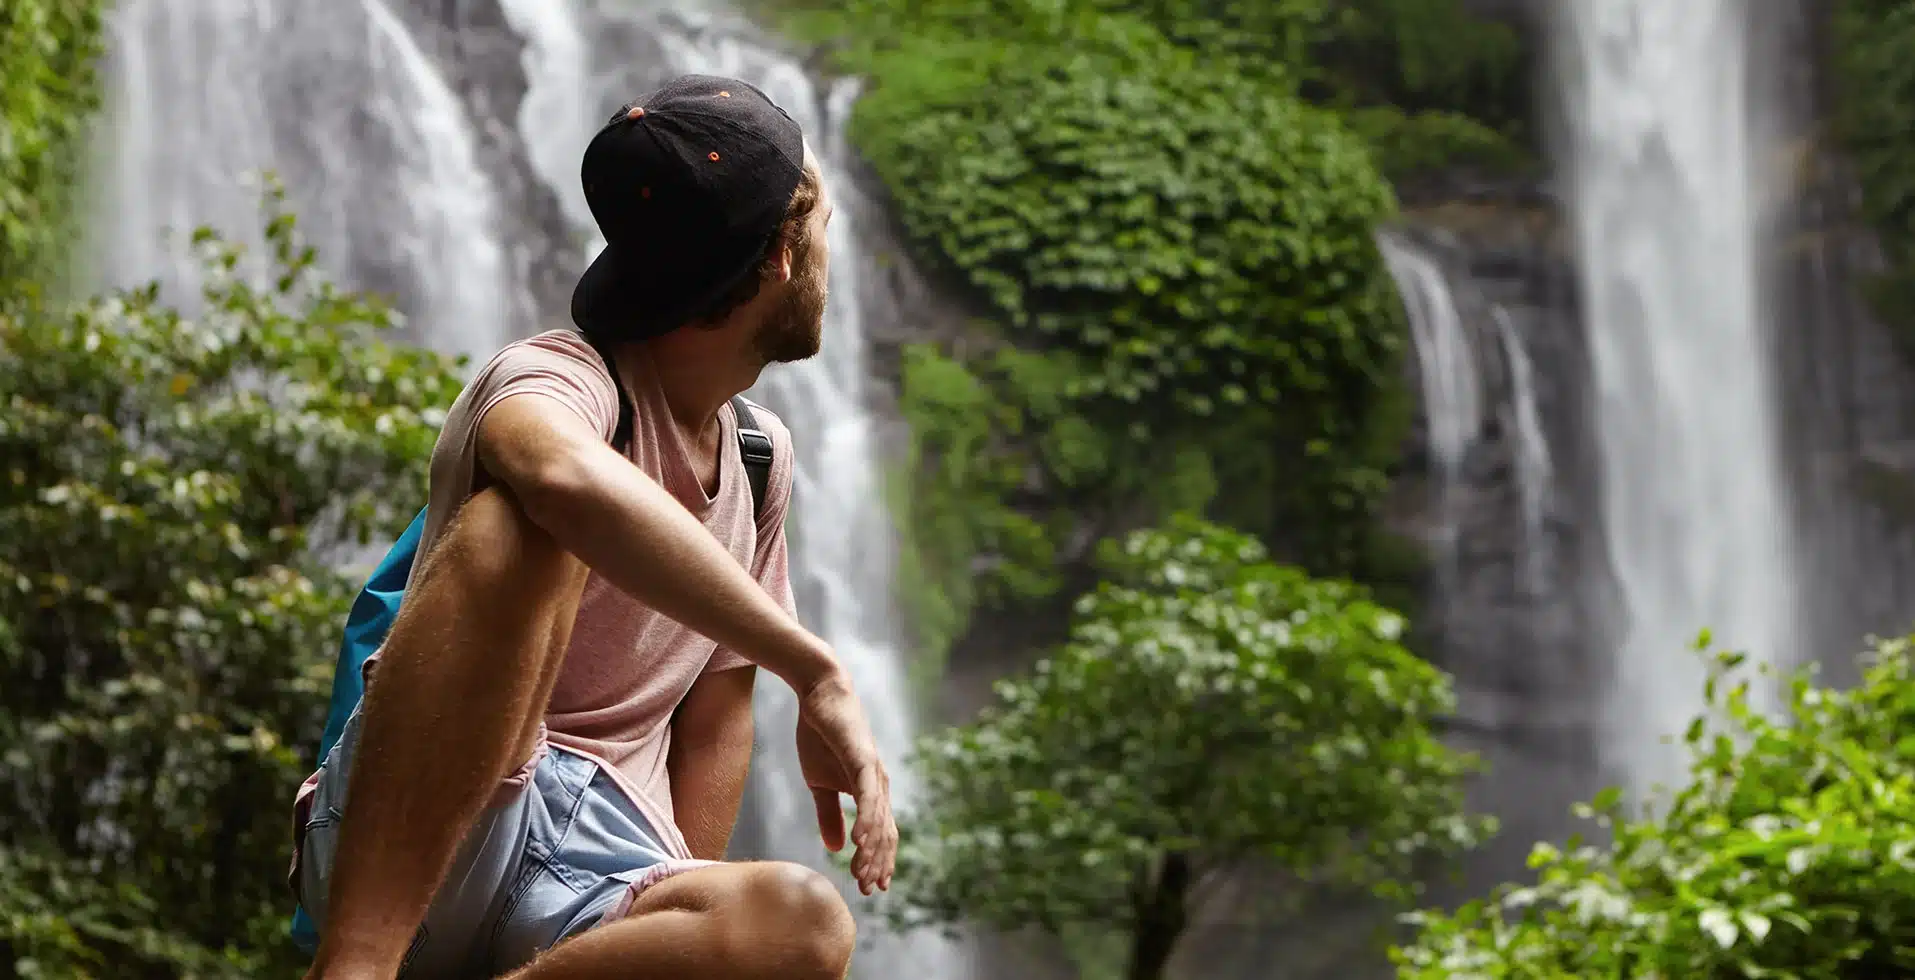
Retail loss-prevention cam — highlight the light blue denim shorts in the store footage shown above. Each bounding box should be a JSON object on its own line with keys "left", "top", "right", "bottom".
{"left": 292, "top": 707, "right": 714, "bottom": 978}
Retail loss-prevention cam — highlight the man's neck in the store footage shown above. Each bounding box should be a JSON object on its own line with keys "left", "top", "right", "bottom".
{"left": 624, "top": 331, "right": 764, "bottom": 438}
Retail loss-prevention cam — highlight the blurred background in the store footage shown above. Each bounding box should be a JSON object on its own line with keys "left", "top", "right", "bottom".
{"left": 6, "top": 0, "right": 1915, "bottom": 978}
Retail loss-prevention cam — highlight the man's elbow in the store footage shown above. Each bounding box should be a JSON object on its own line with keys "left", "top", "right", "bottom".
{"left": 507, "top": 450, "right": 602, "bottom": 533}
{"left": 476, "top": 396, "right": 615, "bottom": 534}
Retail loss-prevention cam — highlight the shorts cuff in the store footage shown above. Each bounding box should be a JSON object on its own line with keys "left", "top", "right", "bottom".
{"left": 596, "top": 859, "right": 722, "bottom": 926}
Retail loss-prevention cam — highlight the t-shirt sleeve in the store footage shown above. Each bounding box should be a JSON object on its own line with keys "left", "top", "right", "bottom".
{"left": 705, "top": 410, "right": 797, "bottom": 674}
{"left": 466, "top": 333, "right": 621, "bottom": 448}
{"left": 415, "top": 333, "right": 621, "bottom": 564}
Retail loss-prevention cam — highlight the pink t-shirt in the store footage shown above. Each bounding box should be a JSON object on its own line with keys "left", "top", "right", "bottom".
{"left": 414, "top": 330, "right": 794, "bottom": 855}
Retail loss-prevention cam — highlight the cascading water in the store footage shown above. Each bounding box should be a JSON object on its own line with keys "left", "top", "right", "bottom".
{"left": 1555, "top": 0, "right": 1798, "bottom": 801}
{"left": 491, "top": 6, "right": 958, "bottom": 972}
{"left": 1493, "top": 306, "right": 1555, "bottom": 592}
{"left": 1377, "top": 232, "right": 1484, "bottom": 575}
{"left": 93, "top": 0, "right": 519, "bottom": 364}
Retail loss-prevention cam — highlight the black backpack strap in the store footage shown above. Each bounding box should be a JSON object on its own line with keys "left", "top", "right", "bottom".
{"left": 586, "top": 337, "right": 636, "bottom": 453}
{"left": 730, "top": 395, "right": 775, "bottom": 523}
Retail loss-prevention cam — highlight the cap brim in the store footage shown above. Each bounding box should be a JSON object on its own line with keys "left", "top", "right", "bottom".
{"left": 569, "top": 245, "right": 628, "bottom": 336}
{"left": 569, "top": 245, "right": 706, "bottom": 339}
{"left": 570, "top": 236, "right": 777, "bottom": 341}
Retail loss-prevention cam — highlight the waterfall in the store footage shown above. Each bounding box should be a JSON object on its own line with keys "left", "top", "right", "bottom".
{"left": 1379, "top": 233, "right": 1484, "bottom": 487}
{"left": 1376, "top": 229, "right": 1562, "bottom": 601}
{"left": 489, "top": 6, "right": 958, "bottom": 971}
{"left": 93, "top": 0, "right": 519, "bottom": 364}
{"left": 1378, "top": 231, "right": 1485, "bottom": 574}
{"left": 1493, "top": 306, "right": 1555, "bottom": 592}
{"left": 1554, "top": 0, "right": 1798, "bottom": 801}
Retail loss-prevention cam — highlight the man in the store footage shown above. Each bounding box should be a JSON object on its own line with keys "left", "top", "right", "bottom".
{"left": 293, "top": 75, "right": 896, "bottom": 980}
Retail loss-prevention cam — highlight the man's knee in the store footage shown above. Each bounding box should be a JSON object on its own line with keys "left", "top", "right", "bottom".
{"left": 727, "top": 863, "right": 855, "bottom": 978}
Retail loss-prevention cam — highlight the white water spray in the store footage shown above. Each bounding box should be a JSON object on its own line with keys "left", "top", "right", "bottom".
{"left": 1494, "top": 306, "right": 1555, "bottom": 591}
{"left": 1555, "top": 0, "right": 1797, "bottom": 800}
{"left": 1378, "top": 232, "right": 1485, "bottom": 576}
{"left": 94, "top": 0, "right": 516, "bottom": 364}
{"left": 1379, "top": 233, "right": 1485, "bottom": 485}
{"left": 1378, "top": 233, "right": 1555, "bottom": 595}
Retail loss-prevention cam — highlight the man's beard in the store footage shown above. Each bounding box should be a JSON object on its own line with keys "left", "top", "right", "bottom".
{"left": 751, "top": 258, "right": 826, "bottom": 365}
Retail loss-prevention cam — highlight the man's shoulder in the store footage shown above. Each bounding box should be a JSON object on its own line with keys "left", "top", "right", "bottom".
{"left": 731, "top": 395, "right": 795, "bottom": 510}
{"left": 444, "top": 330, "right": 620, "bottom": 446}
{"left": 733, "top": 395, "right": 791, "bottom": 448}
{"left": 495, "top": 329, "right": 600, "bottom": 366}
{"left": 462, "top": 330, "right": 607, "bottom": 389}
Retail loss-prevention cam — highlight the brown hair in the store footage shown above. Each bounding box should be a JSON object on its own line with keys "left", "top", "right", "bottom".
{"left": 690, "top": 162, "right": 824, "bottom": 327}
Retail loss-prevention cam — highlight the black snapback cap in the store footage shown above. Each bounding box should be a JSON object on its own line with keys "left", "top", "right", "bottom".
{"left": 570, "top": 74, "right": 805, "bottom": 341}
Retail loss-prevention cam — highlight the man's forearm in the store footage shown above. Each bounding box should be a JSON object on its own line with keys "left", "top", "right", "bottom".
{"left": 669, "top": 734, "right": 753, "bottom": 860}
{"left": 668, "top": 668, "right": 758, "bottom": 860}
{"left": 514, "top": 440, "right": 838, "bottom": 692}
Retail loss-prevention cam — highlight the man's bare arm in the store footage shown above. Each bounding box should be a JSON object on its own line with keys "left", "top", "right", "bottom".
{"left": 668, "top": 667, "right": 757, "bottom": 860}
{"left": 479, "top": 395, "right": 840, "bottom": 692}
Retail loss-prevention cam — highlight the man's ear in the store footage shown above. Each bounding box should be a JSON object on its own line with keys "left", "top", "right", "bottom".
{"left": 774, "top": 237, "right": 795, "bottom": 284}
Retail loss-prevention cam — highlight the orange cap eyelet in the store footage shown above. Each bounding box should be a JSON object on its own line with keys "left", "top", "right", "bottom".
{"left": 708, "top": 151, "right": 720, "bottom": 162}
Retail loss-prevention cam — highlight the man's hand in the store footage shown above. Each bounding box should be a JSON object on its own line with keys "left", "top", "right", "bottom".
{"left": 795, "top": 668, "right": 895, "bottom": 895}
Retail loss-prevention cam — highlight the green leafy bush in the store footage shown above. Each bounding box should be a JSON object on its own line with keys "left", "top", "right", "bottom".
{"left": 855, "top": 25, "right": 1400, "bottom": 426}
{"left": 1094, "top": 0, "right": 1535, "bottom": 175}
{"left": 890, "top": 516, "right": 1490, "bottom": 980}
{"left": 0, "top": 192, "right": 464, "bottom": 976}
{"left": 0, "top": 0, "right": 105, "bottom": 292}
{"left": 848, "top": 17, "right": 1414, "bottom": 660}
{"left": 1342, "top": 106, "right": 1533, "bottom": 182}
{"left": 891, "top": 343, "right": 1225, "bottom": 668}
{"left": 1394, "top": 636, "right": 1915, "bottom": 979}
{"left": 1309, "top": 0, "right": 1529, "bottom": 131}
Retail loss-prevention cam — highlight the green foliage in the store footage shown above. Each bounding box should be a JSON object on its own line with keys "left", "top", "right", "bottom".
{"left": 890, "top": 517, "right": 1491, "bottom": 979}
{"left": 847, "top": 17, "right": 1416, "bottom": 659}
{"left": 855, "top": 30, "right": 1401, "bottom": 424}
{"left": 1395, "top": 636, "right": 1915, "bottom": 979}
{"left": 1342, "top": 106, "right": 1534, "bottom": 183}
{"left": 1832, "top": 0, "right": 1915, "bottom": 362}
{"left": 0, "top": 0, "right": 106, "bottom": 293}
{"left": 891, "top": 344, "right": 1064, "bottom": 664}
{"left": 1094, "top": 0, "right": 1535, "bottom": 176}
{"left": 1077, "top": 0, "right": 1326, "bottom": 78}
{"left": 893, "top": 343, "right": 1224, "bottom": 665}
{"left": 0, "top": 189, "right": 465, "bottom": 976}
{"left": 1308, "top": 0, "right": 1529, "bottom": 132}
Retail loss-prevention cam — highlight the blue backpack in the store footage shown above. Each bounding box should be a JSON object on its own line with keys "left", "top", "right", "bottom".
{"left": 289, "top": 384, "right": 778, "bottom": 953}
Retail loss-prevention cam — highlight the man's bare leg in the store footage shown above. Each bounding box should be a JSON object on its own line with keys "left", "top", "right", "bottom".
{"left": 310, "top": 487, "right": 590, "bottom": 976}
{"left": 506, "top": 862, "right": 857, "bottom": 980}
